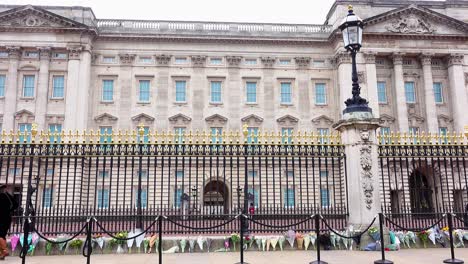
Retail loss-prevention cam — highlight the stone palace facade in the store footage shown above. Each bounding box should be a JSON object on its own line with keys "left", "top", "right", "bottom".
{"left": 0, "top": 0, "right": 467, "bottom": 137}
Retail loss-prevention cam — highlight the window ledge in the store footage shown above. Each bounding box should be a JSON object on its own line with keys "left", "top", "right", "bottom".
{"left": 315, "top": 103, "right": 328, "bottom": 106}
{"left": 280, "top": 103, "right": 293, "bottom": 107}
{"left": 245, "top": 102, "right": 258, "bottom": 106}
{"left": 209, "top": 102, "right": 223, "bottom": 106}
{"left": 19, "top": 97, "right": 35, "bottom": 101}
{"left": 174, "top": 101, "right": 187, "bottom": 106}
{"left": 100, "top": 101, "right": 114, "bottom": 105}
{"left": 137, "top": 101, "right": 151, "bottom": 105}
{"left": 50, "top": 98, "right": 64, "bottom": 101}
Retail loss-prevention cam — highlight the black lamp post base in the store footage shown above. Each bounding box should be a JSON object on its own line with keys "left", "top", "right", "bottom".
{"left": 443, "top": 259, "right": 464, "bottom": 264}
{"left": 342, "top": 104, "right": 372, "bottom": 115}
{"left": 310, "top": 261, "right": 328, "bottom": 264}
{"left": 234, "top": 262, "right": 250, "bottom": 264}
{"left": 374, "top": 259, "right": 394, "bottom": 264}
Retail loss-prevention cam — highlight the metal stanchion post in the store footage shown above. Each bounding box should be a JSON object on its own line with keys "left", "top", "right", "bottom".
{"left": 443, "top": 213, "right": 464, "bottom": 264}
{"left": 235, "top": 215, "right": 249, "bottom": 264}
{"left": 85, "top": 219, "right": 93, "bottom": 264}
{"left": 158, "top": 216, "right": 163, "bottom": 264}
{"left": 310, "top": 215, "right": 327, "bottom": 264}
{"left": 374, "top": 213, "right": 393, "bottom": 264}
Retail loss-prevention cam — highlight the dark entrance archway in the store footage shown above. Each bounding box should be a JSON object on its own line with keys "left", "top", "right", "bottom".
{"left": 203, "top": 180, "right": 229, "bottom": 214}
{"left": 409, "top": 170, "right": 434, "bottom": 213}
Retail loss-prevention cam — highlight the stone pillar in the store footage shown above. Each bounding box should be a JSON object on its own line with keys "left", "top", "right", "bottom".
{"left": 226, "top": 56, "right": 242, "bottom": 130}
{"left": 334, "top": 118, "right": 381, "bottom": 227}
{"left": 64, "top": 46, "right": 82, "bottom": 130}
{"left": 76, "top": 49, "right": 92, "bottom": 130}
{"left": 3, "top": 46, "right": 21, "bottom": 131}
{"left": 191, "top": 56, "right": 206, "bottom": 129}
{"left": 296, "top": 57, "right": 312, "bottom": 130}
{"left": 118, "top": 54, "right": 136, "bottom": 130}
{"left": 155, "top": 54, "right": 171, "bottom": 130}
{"left": 392, "top": 53, "right": 409, "bottom": 132}
{"left": 447, "top": 54, "right": 467, "bottom": 132}
{"left": 35, "top": 47, "right": 51, "bottom": 130}
{"left": 261, "top": 57, "right": 276, "bottom": 129}
{"left": 420, "top": 54, "right": 438, "bottom": 133}
{"left": 364, "top": 52, "right": 380, "bottom": 118}
{"left": 336, "top": 52, "right": 352, "bottom": 115}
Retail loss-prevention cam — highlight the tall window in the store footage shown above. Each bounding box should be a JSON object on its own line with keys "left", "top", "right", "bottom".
{"left": 137, "top": 126, "right": 149, "bottom": 143}
{"left": 0, "top": 75, "right": 5, "bottom": 97}
{"left": 210, "top": 81, "right": 222, "bottom": 103}
{"left": 318, "top": 128, "right": 329, "bottom": 144}
{"left": 280, "top": 82, "right": 292, "bottom": 104}
{"left": 102, "top": 80, "right": 114, "bottom": 102}
{"left": 19, "top": 123, "right": 32, "bottom": 143}
{"left": 97, "top": 189, "right": 110, "bottom": 209}
{"left": 174, "top": 188, "right": 183, "bottom": 208}
{"left": 282, "top": 128, "right": 293, "bottom": 144}
{"left": 210, "top": 127, "right": 223, "bottom": 144}
{"left": 246, "top": 82, "right": 257, "bottom": 103}
{"left": 284, "top": 187, "right": 295, "bottom": 207}
{"left": 439, "top": 127, "right": 448, "bottom": 144}
{"left": 404, "top": 82, "right": 416, "bottom": 103}
{"left": 433, "top": 82, "right": 443, "bottom": 103}
{"left": 52, "top": 76, "right": 65, "bottom": 98}
{"left": 139, "top": 80, "right": 150, "bottom": 102}
{"left": 320, "top": 171, "right": 328, "bottom": 178}
{"left": 248, "top": 187, "right": 259, "bottom": 207}
{"left": 43, "top": 187, "right": 53, "bottom": 208}
{"left": 248, "top": 170, "right": 257, "bottom": 178}
{"left": 176, "top": 170, "right": 185, "bottom": 178}
{"left": 315, "top": 83, "right": 327, "bottom": 105}
{"left": 287, "top": 171, "right": 294, "bottom": 178}
{"left": 377, "top": 81, "right": 387, "bottom": 103}
{"left": 48, "top": 124, "right": 62, "bottom": 143}
{"left": 174, "top": 127, "right": 186, "bottom": 143}
{"left": 175, "top": 81, "right": 186, "bottom": 102}
{"left": 23, "top": 75, "right": 35, "bottom": 97}
{"left": 247, "top": 127, "right": 259, "bottom": 144}
{"left": 99, "top": 127, "right": 112, "bottom": 143}
{"left": 321, "top": 188, "right": 330, "bottom": 207}
{"left": 380, "top": 127, "right": 391, "bottom": 144}
{"left": 409, "top": 127, "right": 419, "bottom": 135}
{"left": 135, "top": 187, "right": 148, "bottom": 209}
{"left": 98, "top": 170, "right": 109, "bottom": 178}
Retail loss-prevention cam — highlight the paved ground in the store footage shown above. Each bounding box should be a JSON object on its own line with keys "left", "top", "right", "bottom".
{"left": 4, "top": 248, "right": 467, "bottom": 264}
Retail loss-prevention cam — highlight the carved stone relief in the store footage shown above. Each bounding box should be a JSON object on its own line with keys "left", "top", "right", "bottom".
{"left": 261, "top": 57, "right": 276, "bottom": 68}
{"left": 155, "top": 54, "right": 171, "bottom": 65}
{"left": 38, "top": 47, "right": 51, "bottom": 60}
{"left": 191, "top": 55, "right": 206, "bottom": 67}
{"left": 294, "top": 57, "right": 311, "bottom": 68}
{"left": 119, "top": 54, "right": 136, "bottom": 65}
{"left": 386, "top": 14, "right": 435, "bottom": 34}
{"left": 360, "top": 144, "right": 374, "bottom": 210}
{"left": 226, "top": 56, "right": 242, "bottom": 67}
{"left": 67, "top": 46, "right": 82, "bottom": 60}
{"left": 357, "top": 71, "right": 366, "bottom": 84}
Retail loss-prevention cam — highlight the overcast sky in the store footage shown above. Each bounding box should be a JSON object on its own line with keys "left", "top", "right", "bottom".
{"left": 2, "top": 0, "right": 336, "bottom": 24}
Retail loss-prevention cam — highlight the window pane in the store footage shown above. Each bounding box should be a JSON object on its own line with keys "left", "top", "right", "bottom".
{"left": 380, "top": 127, "right": 391, "bottom": 144}
{"left": 174, "top": 127, "right": 186, "bottom": 143}
{"left": 97, "top": 189, "right": 109, "bottom": 209}
{"left": 248, "top": 187, "right": 259, "bottom": 207}
{"left": 377, "top": 82, "right": 387, "bottom": 103}
{"left": 280, "top": 82, "right": 292, "bottom": 103}
{"left": 135, "top": 188, "right": 147, "bottom": 208}
{"left": 137, "top": 127, "right": 149, "bottom": 143}
{"left": 318, "top": 128, "right": 329, "bottom": 144}
{"left": 210, "top": 81, "right": 222, "bottom": 103}
{"left": 315, "top": 83, "right": 326, "bottom": 105}
{"left": 52, "top": 76, "right": 65, "bottom": 98}
{"left": 48, "top": 124, "right": 62, "bottom": 143}
{"left": 404, "top": 82, "right": 415, "bottom": 103}
{"left": 211, "top": 127, "right": 222, "bottom": 143}
{"left": 0, "top": 75, "right": 5, "bottom": 97}
{"left": 320, "top": 171, "right": 328, "bottom": 178}
{"left": 284, "top": 188, "right": 295, "bottom": 207}
{"left": 100, "top": 127, "right": 112, "bottom": 143}
{"left": 23, "top": 75, "right": 35, "bottom": 97}
{"left": 247, "top": 127, "right": 258, "bottom": 143}
{"left": 102, "top": 80, "right": 114, "bottom": 101}
{"left": 282, "top": 128, "right": 293, "bottom": 144}
{"left": 174, "top": 188, "right": 183, "bottom": 208}
{"left": 321, "top": 188, "right": 330, "bottom": 207}
{"left": 176, "top": 170, "right": 184, "bottom": 178}
{"left": 246, "top": 82, "right": 257, "bottom": 103}
{"left": 439, "top": 127, "right": 448, "bottom": 144}
{"left": 19, "top": 123, "right": 32, "bottom": 143}
{"left": 175, "top": 81, "right": 186, "bottom": 102}
{"left": 43, "top": 188, "right": 53, "bottom": 208}
{"left": 210, "top": 58, "right": 222, "bottom": 65}
{"left": 248, "top": 171, "right": 257, "bottom": 178}
{"left": 139, "top": 80, "right": 150, "bottom": 102}
{"left": 433, "top": 82, "right": 443, "bottom": 103}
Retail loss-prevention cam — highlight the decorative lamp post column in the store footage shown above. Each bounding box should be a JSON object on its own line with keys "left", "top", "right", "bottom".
{"left": 339, "top": 5, "right": 372, "bottom": 116}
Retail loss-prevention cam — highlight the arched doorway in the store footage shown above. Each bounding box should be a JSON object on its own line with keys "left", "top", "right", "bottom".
{"left": 203, "top": 180, "right": 229, "bottom": 214}
{"left": 409, "top": 170, "right": 434, "bottom": 213}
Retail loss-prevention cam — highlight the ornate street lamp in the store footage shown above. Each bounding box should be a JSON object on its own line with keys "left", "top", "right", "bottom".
{"left": 339, "top": 5, "right": 372, "bottom": 115}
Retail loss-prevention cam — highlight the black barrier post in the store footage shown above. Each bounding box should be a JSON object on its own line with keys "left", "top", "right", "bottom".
{"left": 310, "top": 215, "right": 327, "bottom": 264}
{"left": 443, "top": 213, "right": 464, "bottom": 264}
{"left": 158, "top": 216, "right": 163, "bottom": 264}
{"left": 374, "top": 213, "right": 393, "bottom": 264}
{"left": 85, "top": 218, "right": 93, "bottom": 264}
{"left": 235, "top": 214, "right": 249, "bottom": 264}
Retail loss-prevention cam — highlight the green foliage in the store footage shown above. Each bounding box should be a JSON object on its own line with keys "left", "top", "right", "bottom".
{"left": 109, "top": 231, "right": 128, "bottom": 248}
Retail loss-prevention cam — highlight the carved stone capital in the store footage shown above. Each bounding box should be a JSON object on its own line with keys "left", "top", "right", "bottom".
{"left": 392, "top": 53, "right": 405, "bottom": 65}
{"left": 260, "top": 56, "right": 276, "bottom": 68}
{"left": 67, "top": 46, "right": 82, "bottom": 60}
{"left": 448, "top": 54, "right": 464, "bottom": 66}
{"left": 419, "top": 53, "right": 433, "bottom": 66}
{"left": 225, "top": 56, "right": 242, "bottom": 67}
{"left": 363, "top": 52, "right": 376, "bottom": 64}
{"left": 119, "top": 53, "right": 136, "bottom": 65}
{"left": 6, "top": 46, "right": 21, "bottom": 60}
{"left": 91, "top": 53, "right": 100, "bottom": 64}
{"left": 38, "top": 47, "right": 51, "bottom": 60}
{"left": 155, "top": 54, "right": 171, "bottom": 65}
{"left": 191, "top": 55, "right": 206, "bottom": 67}
{"left": 334, "top": 52, "right": 351, "bottom": 65}
{"left": 294, "top": 57, "right": 311, "bottom": 68}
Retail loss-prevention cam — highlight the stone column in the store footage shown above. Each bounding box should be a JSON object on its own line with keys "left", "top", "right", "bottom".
{"left": 226, "top": 56, "right": 242, "bottom": 130}
{"left": 35, "top": 47, "right": 51, "bottom": 130}
{"left": 76, "top": 49, "right": 92, "bottom": 130}
{"left": 392, "top": 53, "right": 409, "bottom": 132}
{"left": 3, "top": 46, "right": 21, "bottom": 131}
{"left": 118, "top": 54, "right": 136, "bottom": 130}
{"left": 191, "top": 56, "right": 206, "bottom": 129}
{"left": 420, "top": 54, "right": 438, "bottom": 133}
{"left": 295, "top": 57, "right": 312, "bottom": 130}
{"left": 155, "top": 54, "right": 171, "bottom": 130}
{"left": 63, "top": 46, "right": 82, "bottom": 130}
{"left": 447, "top": 54, "right": 467, "bottom": 132}
{"left": 336, "top": 52, "right": 352, "bottom": 115}
{"left": 334, "top": 118, "right": 381, "bottom": 227}
{"left": 261, "top": 57, "right": 276, "bottom": 129}
{"left": 364, "top": 52, "right": 380, "bottom": 118}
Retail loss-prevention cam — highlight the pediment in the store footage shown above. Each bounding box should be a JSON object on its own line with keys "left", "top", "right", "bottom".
{"left": 168, "top": 113, "right": 192, "bottom": 122}
{"left": 205, "top": 114, "right": 228, "bottom": 123}
{"left": 276, "top": 115, "right": 299, "bottom": 125}
{"left": 437, "top": 114, "right": 453, "bottom": 124}
{"left": 379, "top": 114, "right": 396, "bottom": 124}
{"left": 311, "top": 115, "right": 334, "bottom": 126}
{"left": 241, "top": 114, "right": 264, "bottom": 123}
{"left": 408, "top": 113, "right": 425, "bottom": 125}
{"left": 94, "top": 113, "right": 118, "bottom": 122}
{"left": 15, "top": 109, "right": 34, "bottom": 118}
{"left": 0, "top": 5, "right": 90, "bottom": 31}
{"left": 364, "top": 5, "right": 468, "bottom": 36}
{"left": 131, "top": 113, "right": 155, "bottom": 122}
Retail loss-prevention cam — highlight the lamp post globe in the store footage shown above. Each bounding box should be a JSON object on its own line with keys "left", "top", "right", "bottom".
{"left": 339, "top": 5, "right": 372, "bottom": 116}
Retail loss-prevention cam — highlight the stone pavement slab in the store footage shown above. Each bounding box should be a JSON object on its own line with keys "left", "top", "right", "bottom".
{"left": 4, "top": 248, "right": 467, "bottom": 264}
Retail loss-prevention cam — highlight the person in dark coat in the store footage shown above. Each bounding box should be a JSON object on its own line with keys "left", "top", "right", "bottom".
{"left": 0, "top": 184, "right": 19, "bottom": 260}
{"left": 464, "top": 203, "right": 468, "bottom": 228}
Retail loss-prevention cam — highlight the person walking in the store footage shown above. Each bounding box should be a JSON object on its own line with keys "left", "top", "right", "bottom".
{"left": 0, "top": 184, "right": 19, "bottom": 260}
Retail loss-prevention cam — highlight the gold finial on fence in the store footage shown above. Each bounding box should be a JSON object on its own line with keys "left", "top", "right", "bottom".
{"left": 138, "top": 123, "right": 145, "bottom": 143}
{"left": 464, "top": 125, "right": 468, "bottom": 139}
{"left": 242, "top": 124, "right": 248, "bottom": 143}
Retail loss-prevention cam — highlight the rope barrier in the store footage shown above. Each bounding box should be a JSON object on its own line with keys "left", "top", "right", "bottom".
{"left": 244, "top": 214, "right": 314, "bottom": 229}
{"left": 31, "top": 221, "right": 88, "bottom": 245}
{"left": 162, "top": 215, "right": 239, "bottom": 230}
{"left": 320, "top": 215, "right": 377, "bottom": 239}
{"left": 93, "top": 216, "right": 159, "bottom": 241}
{"left": 384, "top": 214, "right": 446, "bottom": 233}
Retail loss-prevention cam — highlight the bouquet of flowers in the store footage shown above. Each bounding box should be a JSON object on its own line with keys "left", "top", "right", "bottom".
{"left": 368, "top": 227, "right": 380, "bottom": 241}
{"left": 109, "top": 231, "right": 128, "bottom": 253}
{"left": 224, "top": 237, "right": 230, "bottom": 251}
{"left": 278, "top": 236, "right": 285, "bottom": 251}
{"left": 417, "top": 230, "right": 429, "bottom": 248}
{"left": 45, "top": 241, "right": 54, "bottom": 255}
{"left": 206, "top": 237, "right": 212, "bottom": 252}
{"left": 180, "top": 238, "right": 187, "bottom": 253}
{"left": 329, "top": 233, "right": 337, "bottom": 249}
{"left": 255, "top": 237, "right": 262, "bottom": 251}
{"left": 197, "top": 236, "right": 206, "bottom": 251}
{"left": 244, "top": 235, "right": 253, "bottom": 249}
{"left": 126, "top": 231, "right": 135, "bottom": 253}
{"left": 231, "top": 233, "right": 240, "bottom": 251}
{"left": 285, "top": 230, "right": 296, "bottom": 248}
{"left": 92, "top": 235, "right": 105, "bottom": 253}
{"left": 303, "top": 235, "right": 311, "bottom": 250}
{"left": 10, "top": 234, "right": 20, "bottom": 254}
{"left": 69, "top": 239, "right": 83, "bottom": 254}
{"left": 296, "top": 233, "right": 304, "bottom": 249}
{"left": 269, "top": 236, "right": 278, "bottom": 251}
